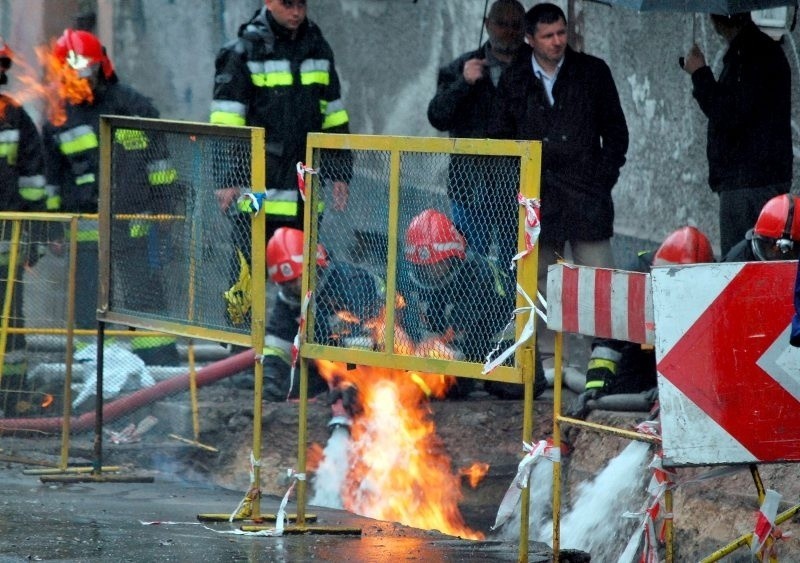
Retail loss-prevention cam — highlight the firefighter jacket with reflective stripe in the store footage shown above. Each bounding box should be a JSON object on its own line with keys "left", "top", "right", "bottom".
{"left": 0, "top": 94, "right": 46, "bottom": 212}
{"left": 210, "top": 7, "right": 351, "bottom": 220}
{"left": 42, "top": 82, "right": 177, "bottom": 215}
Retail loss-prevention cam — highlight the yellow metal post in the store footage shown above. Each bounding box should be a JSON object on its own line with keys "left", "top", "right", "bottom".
{"left": 249, "top": 127, "right": 267, "bottom": 519}
{"left": 0, "top": 220, "right": 21, "bottom": 386}
{"left": 60, "top": 216, "right": 79, "bottom": 470}
{"left": 551, "top": 331, "right": 564, "bottom": 560}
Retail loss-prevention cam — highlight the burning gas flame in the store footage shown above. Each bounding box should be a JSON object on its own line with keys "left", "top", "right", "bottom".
{"left": 459, "top": 462, "right": 490, "bottom": 489}
{"left": 315, "top": 360, "right": 485, "bottom": 540}
{"left": 4, "top": 40, "right": 93, "bottom": 127}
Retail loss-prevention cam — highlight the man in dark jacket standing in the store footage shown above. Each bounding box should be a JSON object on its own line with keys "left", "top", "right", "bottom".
{"left": 211, "top": 0, "right": 351, "bottom": 246}
{"left": 43, "top": 29, "right": 181, "bottom": 366}
{"left": 682, "top": 12, "right": 792, "bottom": 257}
{"left": 427, "top": 0, "right": 525, "bottom": 268}
{"left": 489, "top": 2, "right": 628, "bottom": 358}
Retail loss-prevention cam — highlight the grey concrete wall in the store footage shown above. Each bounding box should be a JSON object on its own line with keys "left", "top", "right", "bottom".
{"left": 3, "top": 0, "right": 799, "bottom": 254}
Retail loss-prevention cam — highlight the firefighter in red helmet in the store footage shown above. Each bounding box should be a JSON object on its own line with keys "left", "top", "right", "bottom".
{"left": 0, "top": 38, "right": 48, "bottom": 416}
{"left": 42, "top": 29, "right": 181, "bottom": 366}
{"left": 652, "top": 225, "right": 715, "bottom": 266}
{"left": 401, "top": 208, "right": 546, "bottom": 399}
{"left": 723, "top": 194, "right": 800, "bottom": 262}
{"left": 568, "top": 226, "right": 716, "bottom": 419}
{"left": 259, "top": 227, "right": 330, "bottom": 400}
{"left": 260, "top": 226, "right": 387, "bottom": 406}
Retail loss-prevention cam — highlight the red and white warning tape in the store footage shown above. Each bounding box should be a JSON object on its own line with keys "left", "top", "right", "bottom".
{"left": 286, "top": 290, "right": 312, "bottom": 400}
{"left": 296, "top": 161, "right": 317, "bottom": 202}
{"left": 491, "top": 439, "right": 560, "bottom": 531}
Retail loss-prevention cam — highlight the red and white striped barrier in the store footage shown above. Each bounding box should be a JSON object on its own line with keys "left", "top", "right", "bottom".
{"left": 546, "top": 263, "right": 654, "bottom": 344}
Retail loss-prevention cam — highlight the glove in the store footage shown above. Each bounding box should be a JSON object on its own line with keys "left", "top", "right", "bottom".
{"left": 565, "top": 390, "right": 596, "bottom": 420}
{"left": 223, "top": 249, "right": 251, "bottom": 325}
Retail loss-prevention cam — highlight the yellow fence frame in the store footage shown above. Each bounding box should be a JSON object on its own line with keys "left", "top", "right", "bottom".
{"left": 294, "top": 133, "right": 542, "bottom": 560}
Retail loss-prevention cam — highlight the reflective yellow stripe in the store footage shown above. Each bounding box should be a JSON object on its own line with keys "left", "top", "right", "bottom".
{"left": 46, "top": 196, "right": 61, "bottom": 211}
{"left": 262, "top": 200, "right": 298, "bottom": 216}
{"left": 585, "top": 379, "right": 604, "bottom": 390}
{"left": 322, "top": 109, "right": 349, "bottom": 130}
{"left": 210, "top": 111, "right": 246, "bottom": 126}
{"left": 131, "top": 336, "right": 176, "bottom": 350}
{"left": 114, "top": 129, "right": 149, "bottom": 151}
{"left": 300, "top": 71, "right": 329, "bottom": 86}
{"left": 76, "top": 230, "right": 99, "bottom": 242}
{"left": 587, "top": 357, "right": 618, "bottom": 374}
{"left": 1, "top": 361, "right": 27, "bottom": 376}
{"left": 60, "top": 131, "right": 99, "bottom": 155}
{"left": 129, "top": 223, "right": 150, "bottom": 238}
{"left": 251, "top": 72, "right": 293, "bottom": 87}
{"left": 76, "top": 173, "right": 96, "bottom": 185}
{"left": 19, "top": 186, "right": 46, "bottom": 201}
{"left": 0, "top": 142, "right": 18, "bottom": 164}
{"left": 261, "top": 345, "right": 291, "bottom": 365}
{"left": 149, "top": 168, "right": 177, "bottom": 186}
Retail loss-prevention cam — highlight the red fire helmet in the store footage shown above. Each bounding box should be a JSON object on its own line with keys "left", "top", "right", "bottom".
{"left": 753, "top": 194, "right": 800, "bottom": 241}
{"left": 53, "top": 29, "right": 115, "bottom": 79}
{"left": 266, "top": 227, "right": 327, "bottom": 283}
{"left": 404, "top": 209, "right": 466, "bottom": 265}
{"left": 653, "top": 226, "right": 714, "bottom": 266}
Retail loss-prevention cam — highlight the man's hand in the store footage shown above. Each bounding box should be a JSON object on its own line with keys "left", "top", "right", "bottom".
{"left": 682, "top": 44, "right": 706, "bottom": 74}
{"left": 332, "top": 181, "right": 348, "bottom": 211}
{"left": 462, "top": 58, "right": 486, "bottom": 85}
{"left": 215, "top": 187, "right": 241, "bottom": 213}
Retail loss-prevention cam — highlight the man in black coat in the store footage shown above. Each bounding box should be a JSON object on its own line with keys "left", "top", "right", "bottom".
{"left": 489, "top": 2, "right": 629, "bottom": 359}
{"left": 427, "top": 0, "right": 526, "bottom": 269}
{"left": 682, "top": 12, "right": 792, "bottom": 257}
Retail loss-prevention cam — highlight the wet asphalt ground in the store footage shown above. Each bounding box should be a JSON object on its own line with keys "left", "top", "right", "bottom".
{"left": 0, "top": 464, "right": 565, "bottom": 562}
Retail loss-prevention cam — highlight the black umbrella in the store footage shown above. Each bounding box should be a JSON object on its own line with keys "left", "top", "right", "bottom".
{"left": 596, "top": 0, "right": 796, "bottom": 13}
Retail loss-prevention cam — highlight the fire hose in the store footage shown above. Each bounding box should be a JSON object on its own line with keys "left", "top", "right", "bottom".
{"left": 0, "top": 348, "right": 256, "bottom": 433}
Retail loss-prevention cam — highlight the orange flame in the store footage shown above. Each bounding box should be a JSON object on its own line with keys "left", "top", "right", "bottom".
{"left": 7, "top": 41, "right": 93, "bottom": 127}
{"left": 459, "top": 462, "right": 490, "bottom": 489}
{"left": 316, "top": 360, "right": 484, "bottom": 540}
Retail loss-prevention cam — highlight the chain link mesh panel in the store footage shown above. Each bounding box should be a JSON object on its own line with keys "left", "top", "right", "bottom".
{"left": 0, "top": 215, "right": 68, "bottom": 423}
{"left": 304, "top": 135, "right": 541, "bottom": 386}
{"left": 101, "top": 117, "right": 264, "bottom": 345}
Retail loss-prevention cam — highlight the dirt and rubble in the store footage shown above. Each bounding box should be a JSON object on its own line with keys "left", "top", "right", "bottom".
{"left": 3, "top": 379, "right": 799, "bottom": 561}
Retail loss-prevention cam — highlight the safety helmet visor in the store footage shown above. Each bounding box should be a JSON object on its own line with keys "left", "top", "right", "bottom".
{"left": 751, "top": 234, "right": 800, "bottom": 261}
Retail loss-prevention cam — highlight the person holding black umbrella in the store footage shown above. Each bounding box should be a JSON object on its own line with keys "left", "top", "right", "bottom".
{"left": 682, "top": 11, "right": 792, "bottom": 257}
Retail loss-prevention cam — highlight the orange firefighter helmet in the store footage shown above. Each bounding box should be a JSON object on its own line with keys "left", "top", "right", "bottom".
{"left": 404, "top": 209, "right": 466, "bottom": 265}
{"left": 653, "top": 226, "right": 715, "bottom": 266}
{"left": 54, "top": 29, "right": 115, "bottom": 79}
{"left": 266, "top": 227, "right": 327, "bottom": 283}
{"left": 750, "top": 194, "right": 800, "bottom": 261}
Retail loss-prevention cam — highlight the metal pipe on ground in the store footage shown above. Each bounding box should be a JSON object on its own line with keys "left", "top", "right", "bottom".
{"left": 0, "top": 348, "right": 255, "bottom": 434}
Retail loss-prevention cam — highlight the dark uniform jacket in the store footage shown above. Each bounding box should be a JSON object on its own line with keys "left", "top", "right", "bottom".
{"left": 691, "top": 22, "right": 792, "bottom": 193}
{"left": 401, "top": 253, "right": 513, "bottom": 362}
{"left": 489, "top": 45, "right": 628, "bottom": 243}
{"left": 428, "top": 43, "right": 513, "bottom": 205}
{"left": 42, "top": 82, "right": 173, "bottom": 215}
{"left": 0, "top": 94, "right": 46, "bottom": 212}
{"left": 211, "top": 8, "right": 350, "bottom": 222}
